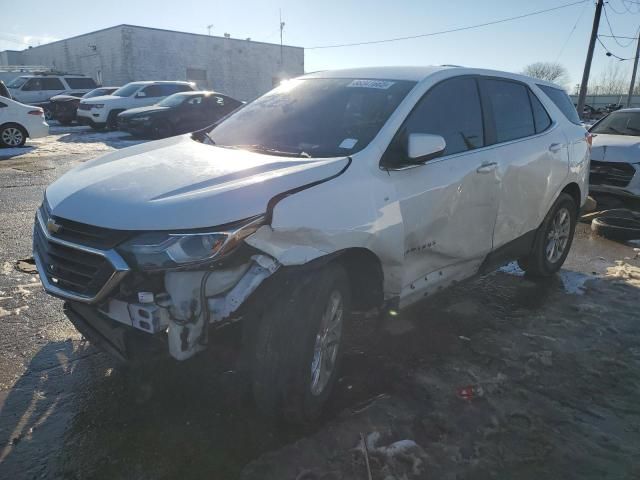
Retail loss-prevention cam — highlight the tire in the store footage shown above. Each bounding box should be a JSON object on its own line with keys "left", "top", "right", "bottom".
{"left": 0, "top": 124, "right": 27, "bottom": 147}
{"left": 90, "top": 123, "right": 106, "bottom": 131}
{"left": 151, "top": 120, "right": 174, "bottom": 139}
{"left": 249, "top": 263, "right": 351, "bottom": 424}
{"left": 591, "top": 216, "right": 640, "bottom": 242}
{"left": 106, "top": 110, "right": 124, "bottom": 131}
{"left": 518, "top": 193, "right": 577, "bottom": 277}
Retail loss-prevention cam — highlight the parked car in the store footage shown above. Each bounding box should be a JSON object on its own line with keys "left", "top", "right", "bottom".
{"left": 117, "top": 91, "right": 243, "bottom": 138}
{"left": 76, "top": 81, "right": 196, "bottom": 130}
{"left": 50, "top": 87, "right": 119, "bottom": 125}
{"left": 5, "top": 73, "right": 98, "bottom": 118}
{"left": 0, "top": 96, "right": 48, "bottom": 147}
{"left": 0, "top": 80, "right": 11, "bottom": 100}
{"left": 33, "top": 66, "right": 589, "bottom": 422}
{"left": 588, "top": 108, "right": 640, "bottom": 199}
{"left": 604, "top": 103, "right": 624, "bottom": 114}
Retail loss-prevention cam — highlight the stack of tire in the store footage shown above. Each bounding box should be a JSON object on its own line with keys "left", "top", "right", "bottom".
{"left": 583, "top": 209, "right": 640, "bottom": 242}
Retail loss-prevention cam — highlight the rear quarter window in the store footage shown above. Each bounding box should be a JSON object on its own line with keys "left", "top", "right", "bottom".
{"left": 65, "top": 77, "right": 97, "bottom": 89}
{"left": 537, "top": 84, "right": 580, "bottom": 124}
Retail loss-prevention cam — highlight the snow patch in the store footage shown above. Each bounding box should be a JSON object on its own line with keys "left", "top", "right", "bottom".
{"left": 558, "top": 270, "right": 590, "bottom": 295}
{"left": 499, "top": 262, "right": 525, "bottom": 277}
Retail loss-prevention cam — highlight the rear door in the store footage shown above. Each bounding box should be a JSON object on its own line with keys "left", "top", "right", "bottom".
{"left": 382, "top": 76, "right": 501, "bottom": 306}
{"left": 478, "top": 77, "right": 569, "bottom": 250}
{"left": 41, "top": 77, "right": 66, "bottom": 100}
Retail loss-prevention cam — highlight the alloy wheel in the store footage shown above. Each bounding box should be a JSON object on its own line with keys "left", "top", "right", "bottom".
{"left": 1, "top": 127, "right": 24, "bottom": 147}
{"left": 310, "top": 289, "right": 344, "bottom": 396}
{"left": 546, "top": 207, "right": 571, "bottom": 263}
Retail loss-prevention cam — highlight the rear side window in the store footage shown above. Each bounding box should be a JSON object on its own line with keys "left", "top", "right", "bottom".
{"left": 65, "top": 77, "right": 97, "bottom": 89}
{"left": 537, "top": 84, "right": 580, "bottom": 124}
{"left": 395, "top": 76, "right": 484, "bottom": 157}
{"left": 528, "top": 90, "right": 552, "bottom": 133}
{"left": 41, "top": 78, "right": 65, "bottom": 90}
{"left": 482, "top": 79, "right": 535, "bottom": 143}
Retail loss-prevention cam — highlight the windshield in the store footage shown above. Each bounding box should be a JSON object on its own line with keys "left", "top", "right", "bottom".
{"left": 207, "top": 78, "right": 416, "bottom": 157}
{"left": 7, "top": 76, "right": 29, "bottom": 89}
{"left": 112, "top": 83, "right": 143, "bottom": 97}
{"left": 590, "top": 111, "right": 640, "bottom": 136}
{"left": 83, "top": 88, "right": 114, "bottom": 98}
{"left": 158, "top": 93, "right": 191, "bottom": 107}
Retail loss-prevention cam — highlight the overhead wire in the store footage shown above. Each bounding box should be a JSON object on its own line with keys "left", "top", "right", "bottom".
{"left": 596, "top": 35, "right": 635, "bottom": 60}
{"left": 305, "top": 0, "right": 587, "bottom": 50}
{"left": 603, "top": 4, "right": 638, "bottom": 47}
{"left": 556, "top": 0, "right": 591, "bottom": 61}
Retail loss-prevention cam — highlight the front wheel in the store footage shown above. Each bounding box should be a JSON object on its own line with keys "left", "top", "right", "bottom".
{"left": 518, "top": 193, "right": 577, "bottom": 277}
{"left": 250, "top": 263, "right": 350, "bottom": 424}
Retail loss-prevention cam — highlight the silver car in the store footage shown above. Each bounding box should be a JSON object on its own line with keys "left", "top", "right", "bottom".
{"left": 589, "top": 108, "right": 640, "bottom": 199}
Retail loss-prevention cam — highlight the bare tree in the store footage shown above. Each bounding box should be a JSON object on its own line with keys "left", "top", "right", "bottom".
{"left": 589, "top": 60, "right": 629, "bottom": 95}
{"left": 522, "top": 62, "right": 570, "bottom": 85}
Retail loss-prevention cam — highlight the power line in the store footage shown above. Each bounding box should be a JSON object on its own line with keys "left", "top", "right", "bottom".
{"left": 596, "top": 35, "right": 635, "bottom": 60}
{"left": 556, "top": 0, "right": 591, "bottom": 62}
{"left": 603, "top": 4, "right": 637, "bottom": 47}
{"left": 306, "top": 0, "right": 587, "bottom": 50}
{"left": 600, "top": 33, "right": 639, "bottom": 40}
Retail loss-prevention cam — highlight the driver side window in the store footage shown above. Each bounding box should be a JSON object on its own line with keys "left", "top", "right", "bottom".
{"left": 383, "top": 77, "right": 484, "bottom": 165}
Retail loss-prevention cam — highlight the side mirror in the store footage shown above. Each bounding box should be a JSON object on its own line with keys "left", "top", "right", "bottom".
{"left": 136, "top": 91, "right": 147, "bottom": 98}
{"left": 407, "top": 133, "right": 446, "bottom": 163}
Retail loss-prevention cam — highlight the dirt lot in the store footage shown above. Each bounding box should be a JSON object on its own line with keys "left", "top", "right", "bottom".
{"left": 1, "top": 128, "right": 639, "bottom": 479}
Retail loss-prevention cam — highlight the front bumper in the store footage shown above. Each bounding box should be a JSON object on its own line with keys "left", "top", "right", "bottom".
{"left": 117, "top": 117, "right": 152, "bottom": 137}
{"left": 77, "top": 108, "right": 108, "bottom": 126}
{"left": 64, "top": 302, "right": 168, "bottom": 364}
{"left": 589, "top": 161, "right": 640, "bottom": 198}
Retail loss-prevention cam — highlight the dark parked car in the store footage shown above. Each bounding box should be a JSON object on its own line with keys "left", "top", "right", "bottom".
{"left": 50, "top": 87, "right": 118, "bottom": 125}
{"left": 117, "top": 91, "right": 243, "bottom": 138}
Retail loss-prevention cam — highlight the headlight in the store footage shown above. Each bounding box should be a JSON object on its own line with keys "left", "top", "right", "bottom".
{"left": 91, "top": 104, "right": 104, "bottom": 109}
{"left": 118, "top": 216, "right": 264, "bottom": 271}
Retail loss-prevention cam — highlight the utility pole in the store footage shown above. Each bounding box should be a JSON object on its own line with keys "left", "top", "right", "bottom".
{"left": 577, "top": 0, "right": 604, "bottom": 119}
{"left": 627, "top": 31, "right": 640, "bottom": 107}
{"left": 207, "top": 24, "right": 213, "bottom": 36}
{"left": 279, "top": 10, "right": 285, "bottom": 67}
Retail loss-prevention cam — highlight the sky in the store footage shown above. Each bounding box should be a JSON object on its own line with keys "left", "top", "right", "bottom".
{"left": 2, "top": 0, "right": 640, "bottom": 91}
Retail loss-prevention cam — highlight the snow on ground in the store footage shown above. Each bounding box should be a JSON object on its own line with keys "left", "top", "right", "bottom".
{"left": 0, "top": 124, "right": 147, "bottom": 161}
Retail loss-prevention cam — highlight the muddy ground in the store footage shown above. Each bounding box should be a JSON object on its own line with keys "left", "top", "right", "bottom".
{"left": 0, "top": 128, "right": 639, "bottom": 479}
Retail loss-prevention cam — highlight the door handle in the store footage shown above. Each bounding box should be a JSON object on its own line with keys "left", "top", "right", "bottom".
{"left": 476, "top": 162, "right": 498, "bottom": 174}
{"left": 549, "top": 143, "right": 563, "bottom": 153}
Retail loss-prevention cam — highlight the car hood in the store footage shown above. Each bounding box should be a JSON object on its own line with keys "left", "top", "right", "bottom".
{"left": 50, "top": 95, "right": 80, "bottom": 102}
{"left": 45, "top": 135, "right": 349, "bottom": 231}
{"left": 80, "top": 95, "right": 121, "bottom": 104}
{"left": 119, "top": 105, "right": 170, "bottom": 117}
{"left": 590, "top": 133, "right": 640, "bottom": 163}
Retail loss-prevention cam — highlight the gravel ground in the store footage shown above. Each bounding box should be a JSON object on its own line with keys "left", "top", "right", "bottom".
{"left": 0, "top": 127, "right": 639, "bottom": 479}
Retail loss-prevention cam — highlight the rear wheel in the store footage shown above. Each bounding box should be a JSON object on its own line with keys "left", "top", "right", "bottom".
{"left": 518, "top": 193, "right": 577, "bottom": 277}
{"left": 250, "top": 263, "right": 350, "bottom": 424}
{"left": 0, "top": 124, "right": 27, "bottom": 147}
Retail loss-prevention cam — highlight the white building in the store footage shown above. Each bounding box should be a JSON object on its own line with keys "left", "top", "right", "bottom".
{"left": 0, "top": 24, "right": 304, "bottom": 101}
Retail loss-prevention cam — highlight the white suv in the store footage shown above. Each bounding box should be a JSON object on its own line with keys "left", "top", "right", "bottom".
{"left": 76, "top": 81, "right": 195, "bottom": 130}
{"left": 6, "top": 74, "right": 97, "bottom": 106}
{"left": 33, "top": 66, "right": 589, "bottom": 422}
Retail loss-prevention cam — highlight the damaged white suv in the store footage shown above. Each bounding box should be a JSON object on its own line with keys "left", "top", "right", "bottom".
{"left": 33, "top": 66, "right": 589, "bottom": 422}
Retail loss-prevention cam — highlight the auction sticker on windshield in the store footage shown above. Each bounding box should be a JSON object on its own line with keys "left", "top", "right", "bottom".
{"left": 339, "top": 138, "right": 358, "bottom": 149}
{"left": 347, "top": 79, "right": 395, "bottom": 89}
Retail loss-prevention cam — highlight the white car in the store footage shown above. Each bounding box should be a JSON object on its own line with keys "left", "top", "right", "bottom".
{"left": 0, "top": 96, "right": 48, "bottom": 147}
{"left": 588, "top": 108, "right": 640, "bottom": 199}
{"left": 76, "top": 81, "right": 196, "bottom": 130}
{"left": 33, "top": 66, "right": 589, "bottom": 422}
{"left": 6, "top": 74, "right": 97, "bottom": 107}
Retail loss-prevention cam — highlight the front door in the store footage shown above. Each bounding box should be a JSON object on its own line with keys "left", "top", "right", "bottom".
{"left": 382, "top": 76, "right": 500, "bottom": 307}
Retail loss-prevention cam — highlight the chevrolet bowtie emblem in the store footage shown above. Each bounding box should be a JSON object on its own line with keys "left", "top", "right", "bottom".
{"left": 47, "top": 218, "right": 62, "bottom": 234}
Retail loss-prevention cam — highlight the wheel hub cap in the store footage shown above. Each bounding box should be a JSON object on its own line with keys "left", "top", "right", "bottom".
{"left": 546, "top": 207, "right": 571, "bottom": 263}
{"left": 2, "top": 127, "right": 23, "bottom": 147}
{"left": 310, "top": 290, "right": 344, "bottom": 396}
